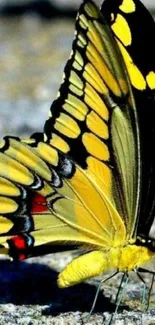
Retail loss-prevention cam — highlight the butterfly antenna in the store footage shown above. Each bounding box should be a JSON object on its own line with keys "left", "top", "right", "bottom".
{"left": 108, "top": 272, "right": 129, "bottom": 325}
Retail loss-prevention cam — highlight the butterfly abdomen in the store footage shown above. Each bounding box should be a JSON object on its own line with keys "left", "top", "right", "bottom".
{"left": 58, "top": 245, "right": 154, "bottom": 288}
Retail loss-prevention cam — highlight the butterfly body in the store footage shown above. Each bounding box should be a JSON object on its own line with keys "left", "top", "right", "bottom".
{"left": 58, "top": 244, "right": 154, "bottom": 288}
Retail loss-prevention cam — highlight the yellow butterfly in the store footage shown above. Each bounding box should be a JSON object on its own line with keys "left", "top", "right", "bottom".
{"left": 0, "top": 0, "right": 155, "bottom": 314}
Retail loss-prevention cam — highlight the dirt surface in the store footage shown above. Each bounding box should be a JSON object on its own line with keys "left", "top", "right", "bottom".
{"left": 0, "top": 253, "right": 155, "bottom": 324}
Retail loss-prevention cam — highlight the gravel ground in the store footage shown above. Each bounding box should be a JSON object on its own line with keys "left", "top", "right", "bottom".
{"left": 0, "top": 253, "right": 155, "bottom": 324}
{"left": 1, "top": 8, "right": 155, "bottom": 325}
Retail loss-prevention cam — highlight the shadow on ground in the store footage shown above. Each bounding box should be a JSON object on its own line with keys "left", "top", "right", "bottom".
{"left": 0, "top": 259, "right": 119, "bottom": 314}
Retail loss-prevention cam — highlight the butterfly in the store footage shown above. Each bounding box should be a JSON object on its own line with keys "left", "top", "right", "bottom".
{"left": 0, "top": 0, "right": 155, "bottom": 315}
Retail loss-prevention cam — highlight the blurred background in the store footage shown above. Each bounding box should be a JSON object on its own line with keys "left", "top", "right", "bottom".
{"left": 0, "top": 0, "right": 154, "bottom": 138}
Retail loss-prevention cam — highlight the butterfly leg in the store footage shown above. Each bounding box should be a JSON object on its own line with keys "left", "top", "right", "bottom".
{"left": 147, "top": 274, "right": 155, "bottom": 311}
{"left": 108, "top": 272, "right": 129, "bottom": 325}
{"left": 136, "top": 268, "right": 155, "bottom": 312}
{"left": 83, "top": 271, "right": 119, "bottom": 324}
{"left": 89, "top": 270, "right": 119, "bottom": 316}
{"left": 136, "top": 270, "right": 147, "bottom": 311}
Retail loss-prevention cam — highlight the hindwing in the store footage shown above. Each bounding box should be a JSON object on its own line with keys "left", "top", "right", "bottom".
{"left": 0, "top": 136, "right": 126, "bottom": 258}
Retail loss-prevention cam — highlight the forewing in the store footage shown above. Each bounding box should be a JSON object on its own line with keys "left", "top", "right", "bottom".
{"left": 44, "top": 0, "right": 140, "bottom": 238}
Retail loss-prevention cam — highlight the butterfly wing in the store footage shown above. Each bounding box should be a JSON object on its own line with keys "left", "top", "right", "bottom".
{"left": 0, "top": 0, "right": 142, "bottom": 260}
{"left": 101, "top": 0, "right": 155, "bottom": 91}
{"left": 44, "top": 0, "right": 140, "bottom": 238}
{"left": 101, "top": 0, "right": 155, "bottom": 239}
{"left": 0, "top": 136, "right": 126, "bottom": 259}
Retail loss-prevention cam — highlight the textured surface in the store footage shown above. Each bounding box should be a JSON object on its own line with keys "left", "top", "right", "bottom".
{"left": 0, "top": 253, "right": 155, "bottom": 324}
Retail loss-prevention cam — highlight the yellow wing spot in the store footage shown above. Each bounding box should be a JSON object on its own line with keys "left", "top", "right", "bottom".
{"left": 117, "top": 40, "right": 146, "bottom": 90}
{"left": 36, "top": 142, "right": 59, "bottom": 166}
{"left": 79, "top": 14, "right": 88, "bottom": 29}
{"left": 78, "top": 33, "right": 87, "bottom": 47}
{"left": 64, "top": 95, "right": 88, "bottom": 121}
{"left": 69, "top": 84, "right": 83, "bottom": 97}
{"left": 38, "top": 181, "right": 55, "bottom": 197}
{"left": 84, "top": 2, "right": 100, "bottom": 19}
{"left": 74, "top": 50, "right": 84, "bottom": 68}
{"left": 79, "top": 20, "right": 87, "bottom": 30}
{"left": 55, "top": 113, "right": 81, "bottom": 139}
{"left": 49, "top": 134, "right": 70, "bottom": 153}
{"left": 87, "top": 43, "right": 122, "bottom": 97}
{"left": 0, "top": 177, "right": 20, "bottom": 196}
{"left": 70, "top": 70, "right": 84, "bottom": 90}
{"left": 146, "top": 71, "right": 155, "bottom": 90}
{"left": 73, "top": 51, "right": 83, "bottom": 71}
{"left": 6, "top": 139, "right": 51, "bottom": 182}
{"left": 119, "top": 0, "right": 135, "bottom": 13}
{"left": 84, "top": 62, "right": 109, "bottom": 94}
{"left": 87, "top": 22, "right": 106, "bottom": 56}
{"left": 85, "top": 83, "right": 109, "bottom": 121}
{"left": 86, "top": 111, "right": 109, "bottom": 139}
{"left": 0, "top": 153, "right": 34, "bottom": 185}
{"left": 0, "top": 216, "right": 13, "bottom": 232}
{"left": 82, "top": 132, "right": 109, "bottom": 161}
{"left": 73, "top": 61, "right": 82, "bottom": 71}
{"left": 77, "top": 39, "right": 85, "bottom": 49}
{"left": 0, "top": 197, "right": 18, "bottom": 214}
{"left": 112, "top": 14, "right": 131, "bottom": 46}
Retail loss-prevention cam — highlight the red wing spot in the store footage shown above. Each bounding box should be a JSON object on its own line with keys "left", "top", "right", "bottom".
{"left": 12, "top": 235, "right": 27, "bottom": 249}
{"left": 9, "top": 235, "right": 28, "bottom": 260}
{"left": 19, "top": 254, "right": 26, "bottom": 260}
{"left": 8, "top": 234, "right": 34, "bottom": 260}
{"left": 33, "top": 193, "right": 46, "bottom": 204}
{"left": 31, "top": 193, "right": 48, "bottom": 213}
